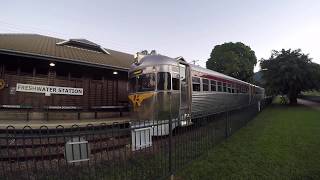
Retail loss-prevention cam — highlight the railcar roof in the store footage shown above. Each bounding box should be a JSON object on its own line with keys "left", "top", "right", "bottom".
{"left": 130, "top": 54, "right": 178, "bottom": 70}
{"left": 129, "top": 54, "right": 263, "bottom": 89}
{"left": 190, "top": 64, "right": 252, "bottom": 85}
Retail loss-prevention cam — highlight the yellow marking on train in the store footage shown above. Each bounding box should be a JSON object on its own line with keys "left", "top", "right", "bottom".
{"left": 128, "top": 92, "right": 154, "bottom": 111}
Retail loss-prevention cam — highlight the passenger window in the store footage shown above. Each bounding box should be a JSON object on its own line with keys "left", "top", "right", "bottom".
{"left": 236, "top": 85, "right": 240, "bottom": 93}
{"left": 172, "top": 77, "right": 180, "bottom": 90}
{"left": 192, "top": 77, "right": 200, "bottom": 91}
{"left": 217, "top": 81, "right": 222, "bottom": 92}
{"left": 227, "top": 83, "right": 231, "bottom": 93}
{"left": 223, "top": 83, "right": 227, "bottom": 92}
{"left": 202, "top": 79, "right": 209, "bottom": 91}
{"left": 157, "top": 72, "right": 171, "bottom": 90}
{"left": 210, "top": 80, "right": 216, "bottom": 91}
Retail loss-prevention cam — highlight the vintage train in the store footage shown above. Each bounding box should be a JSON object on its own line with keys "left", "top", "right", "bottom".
{"left": 128, "top": 53, "right": 264, "bottom": 138}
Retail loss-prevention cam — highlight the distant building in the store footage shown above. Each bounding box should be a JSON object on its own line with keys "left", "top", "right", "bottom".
{"left": 0, "top": 34, "right": 134, "bottom": 121}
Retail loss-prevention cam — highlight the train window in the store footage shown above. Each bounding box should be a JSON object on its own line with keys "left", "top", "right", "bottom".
{"left": 192, "top": 77, "right": 200, "bottom": 91}
{"left": 193, "top": 84, "right": 200, "bottom": 91}
{"left": 227, "top": 83, "right": 231, "bottom": 93}
{"left": 217, "top": 81, "right": 222, "bottom": 92}
{"left": 223, "top": 83, "right": 227, "bottom": 92}
{"left": 129, "top": 77, "right": 137, "bottom": 93}
{"left": 172, "top": 77, "right": 180, "bottom": 90}
{"left": 192, "top": 77, "right": 200, "bottom": 83}
{"left": 202, "top": 79, "right": 209, "bottom": 91}
{"left": 137, "top": 73, "right": 156, "bottom": 92}
{"left": 157, "top": 72, "right": 171, "bottom": 90}
{"left": 210, "top": 80, "right": 216, "bottom": 91}
{"left": 231, "top": 84, "right": 235, "bottom": 93}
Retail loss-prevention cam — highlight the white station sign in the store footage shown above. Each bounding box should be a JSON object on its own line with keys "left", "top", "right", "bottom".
{"left": 16, "top": 83, "right": 83, "bottom": 96}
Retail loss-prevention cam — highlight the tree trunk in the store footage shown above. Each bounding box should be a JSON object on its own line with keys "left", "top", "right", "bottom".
{"left": 289, "top": 94, "right": 297, "bottom": 104}
{"left": 287, "top": 85, "right": 299, "bottom": 105}
{"left": 288, "top": 90, "right": 298, "bottom": 105}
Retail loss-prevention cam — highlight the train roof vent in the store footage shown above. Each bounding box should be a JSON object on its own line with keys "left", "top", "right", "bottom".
{"left": 134, "top": 50, "right": 158, "bottom": 65}
{"left": 175, "top": 56, "right": 186, "bottom": 61}
{"left": 56, "top": 38, "right": 110, "bottom": 54}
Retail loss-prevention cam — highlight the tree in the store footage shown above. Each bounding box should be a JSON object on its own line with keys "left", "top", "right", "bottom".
{"left": 206, "top": 42, "right": 257, "bottom": 82}
{"left": 260, "top": 49, "right": 320, "bottom": 104}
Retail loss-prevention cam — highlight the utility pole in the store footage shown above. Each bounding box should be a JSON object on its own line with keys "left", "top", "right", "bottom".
{"left": 191, "top": 60, "right": 199, "bottom": 65}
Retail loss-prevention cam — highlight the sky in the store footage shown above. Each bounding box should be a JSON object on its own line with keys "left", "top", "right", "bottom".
{"left": 1, "top": 0, "right": 320, "bottom": 72}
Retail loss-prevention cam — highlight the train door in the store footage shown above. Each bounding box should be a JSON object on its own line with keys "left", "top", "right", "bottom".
{"left": 179, "top": 62, "right": 191, "bottom": 126}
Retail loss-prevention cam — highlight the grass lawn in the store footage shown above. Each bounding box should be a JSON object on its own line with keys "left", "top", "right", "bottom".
{"left": 177, "top": 101, "right": 320, "bottom": 179}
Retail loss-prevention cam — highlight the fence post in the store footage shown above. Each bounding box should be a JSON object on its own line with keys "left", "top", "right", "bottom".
{"left": 169, "top": 92, "right": 173, "bottom": 180}
{"left": 225, "top": 112, "right": 229, "bottom": 138}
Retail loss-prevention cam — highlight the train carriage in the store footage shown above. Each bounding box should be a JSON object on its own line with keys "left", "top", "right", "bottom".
{"left": 128, "top": 53, "right": 264, "bottom": 141}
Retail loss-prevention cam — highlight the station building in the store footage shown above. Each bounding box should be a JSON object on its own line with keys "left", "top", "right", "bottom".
{"left": 0, "top": 34, "right": 134, "bottom": 121}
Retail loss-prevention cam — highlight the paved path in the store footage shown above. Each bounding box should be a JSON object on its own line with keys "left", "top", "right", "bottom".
{"left": 0, "top": 116, "right": 130, "bottom": 129}
{"left": 298, "top": 98, "right": 320, "bottom": 110}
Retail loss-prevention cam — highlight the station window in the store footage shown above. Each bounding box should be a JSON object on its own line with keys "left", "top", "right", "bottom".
{"left": 192, "top": 77, "right": 200, "bottom": 91}
{"left": 210, "top": 80, "right": 216, "bottom": 91}
{"left": 56, "top": 68, "right": 69, "bottom": 79}
{"left": 223, "top": 82, "right": 227, "bottom": 92}
{"left": 36, "top": 66, "right": 49, "bottom": 76}
{"left": 5, "top": 63, "right": 18, "bottom": 74}
{"left": 157, "top": 72, "right": 171, "bottom": 90}
{"left": 20, "top": 64, "right": 34, "bottom": 75}
{"left": 217, "top": 81, "right": 222, "bottom": 92}
{"left": 202, "top": 79, "right": 209, "bottom": 91}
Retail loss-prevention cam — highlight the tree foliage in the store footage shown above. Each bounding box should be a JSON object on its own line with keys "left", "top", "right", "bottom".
{"left": 260, "top": 49, "right": 320, "bottom": 104}
{"left": 206, "top": 42, "right": 257, "bottom": 82}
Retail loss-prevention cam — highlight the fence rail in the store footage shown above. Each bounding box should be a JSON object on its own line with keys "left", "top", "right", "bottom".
{"left": 0, "top": 97, "right": 273, "bottom": 180}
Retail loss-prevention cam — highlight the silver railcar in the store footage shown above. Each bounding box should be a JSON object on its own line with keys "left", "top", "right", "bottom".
{"left": 128, "top": 54, "right": 264, "bottom": 136}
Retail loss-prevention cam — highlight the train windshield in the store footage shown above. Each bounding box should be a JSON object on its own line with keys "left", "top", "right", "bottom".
{"left": 129, "top": 73, "right": 156, "bottom": 92}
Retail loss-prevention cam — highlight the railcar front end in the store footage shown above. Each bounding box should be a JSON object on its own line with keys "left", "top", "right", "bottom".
{"left": 128, "top": 54, "right": 192, "bottom": 150}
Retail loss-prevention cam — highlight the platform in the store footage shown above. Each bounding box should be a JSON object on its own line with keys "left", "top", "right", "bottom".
{"left": 0, "top": 116, "right": 131, "bottom": 129}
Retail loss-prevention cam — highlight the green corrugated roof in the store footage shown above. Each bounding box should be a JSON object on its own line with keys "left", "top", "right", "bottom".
{"left": 0, "top": 34, "right": 134, "bottom": 70}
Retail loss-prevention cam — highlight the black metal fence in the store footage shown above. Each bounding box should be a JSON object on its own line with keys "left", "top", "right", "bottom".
{"left": 0, "top": 97, "right": 273, "bottom": 180}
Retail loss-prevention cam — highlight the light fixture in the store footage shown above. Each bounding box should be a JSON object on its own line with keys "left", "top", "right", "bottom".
{"left": 49, "top": 62, "right": 55, "bottom": 67}
{"left": 113, "top": 71, "right": 118, "bottom": 75}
